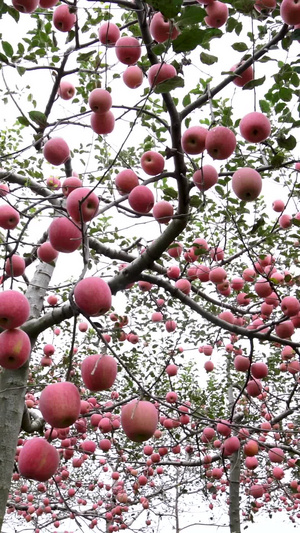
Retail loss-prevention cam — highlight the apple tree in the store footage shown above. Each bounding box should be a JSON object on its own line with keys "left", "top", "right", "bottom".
{"left": 1, "top": 0, "right": 300, "bottom": 531}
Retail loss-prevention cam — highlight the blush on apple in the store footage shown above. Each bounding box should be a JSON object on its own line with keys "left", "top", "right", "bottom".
{"left": 18, "top": 438, "right": 60, "bottom": 481}
{"left": 0, "top": 328, "right": 31, "bottom": 369}
{"left": 0, "top": 290, "right": 30, "bottom": 329}
{"left": 66, "top": 187, "right": 99, "bottom": 222}
{"left": 81, "top": 354, "right": 117, "bottom": 391}
{"left": 121, "top": 400, "right": 158, "bottom": 442}
{"left": 74, "top": 277, "right": 112, "bottom": 316}
{"left": 49, "top": 217, "right": 82, "bottom": 253}
{"left": 39, "top": 382, "right": 81, "bottom": 428}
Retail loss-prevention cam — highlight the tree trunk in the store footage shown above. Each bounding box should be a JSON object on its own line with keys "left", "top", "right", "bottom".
{"left": 229, "top": 449, "right": 241, "bottom": 533}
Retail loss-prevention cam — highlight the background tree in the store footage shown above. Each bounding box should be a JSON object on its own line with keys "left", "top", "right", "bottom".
{"left": 0, "top": 0, "right": 300, "bottom": 532}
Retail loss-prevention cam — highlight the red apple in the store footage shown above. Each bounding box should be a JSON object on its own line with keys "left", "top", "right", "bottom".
{"left": 43, "top": 138, "right": 70, "bottom": 166}
{"left": 234, "top": 355, "right": 250, "bottom": 372}
{"left": 62, "top": 176, "right": 82, "bottom": 197}
{"left": 91, "top": 111, "right": 115, "bottom": 134}
{"left": 12, "top": 0, "right": 38, "bottom": 13}
{"left": 205, "top": 1, "right": 228, "bottom": 28}
{"left": 39, "top": 0, "right": 58, "bottom": 8}
{"left": 268, "top": 447, "right": 284, "bottom": 463}
{"left": 251, "top": 362, "right": 268, "bottom": 379}
{"left": 39, "top": 382, "right": 81, "bottom": 428}
{"left": 244, "top": 439, "right": 259, "bottom": 456}
{"left": 0, "top": 329, "right": 31, "bottom": 369}
{"left": 46, "top": 176, "right": 61, "bottom": 190}
{"left": 246, "top": 379, "right": 262, "bottom": 397}
{"left": 115, "top": 36, "right": 141, "bottom": 65}
{"left": 115, "top": 169, "right": 139, "bottom": 195}
{"left": 48, "top": 217, "right": 82, "bottom": 253}
{"left": 205, "top": 126, "right": 236, "bottom": 160}
{"left": 66, "top": 187, "right": 99, "bottom": 222}
{"left": 141, "top": 151, "right": 164, "bottom": 176}
{"left": 279, "top": 214, "right": 292, "bottom": 229}
{"left": 88, "top": 89, "right": 112, "bottom": 114}
{"left": 37, "top": 242, "right": 59, "bottom": 263}
{"left": 193, "top": 165, "right": 218, "bottom": 191}
{"left": 0, "top": 290, "right": 30, "bottom": 329}
{"left": 150, "top": 12, "right": 179, "bottom": 42}
{"left": 0, "top": 205, "right": 20, "bottom": 230}
{"left": 230, "top": 62, "right": 254, "bottom": 87}
{"left": 166, "top": 364, "right": 178, "bottom": 376}
{"left": 280, "top": 0, "right": 300, "bottom": 24}
{"left": 0, "top": 183, "right": 9, "bottom": 196}
{"left": 18, "top": 438, "right": 59, "bottom": 482}
{"left": 5, "top": 254, "right": 26, "bottom": 277}
{"left": 275, "top": 320, "right": 294, "bottom": 338}
{"left": 232, "top": 167, "right": 262, "bottom": 202}
{"left": 128, "top": 185, "right": 154, "bottom": 213}
{"left": 81, "top": 354, "right": 117, "bottom": 391}
{"left": 249, "top": 485, "right": 264, "bottom": 498}
{"left": 98, "top": 21, "right": 120, "bottom": 45}
{"left": 74, "top": 277, "right": 111, "bottom": 316}
{"left": 58, "top": 80, "right": 76, "bottom": 100}
{"left": 272, "top": 199, "right": 285, "bottom": 212}
{"left": 43, "top": 344, "right": 55, "bottom": 356}
{"left": 121, "top": 400, "right": 158, "bottom": 442}
{"left": 281, "top": 296, "right": 300, "bottom": 317}
{"left": 182, "top": 126, "right": 208, "bottom": 154}
{"left": 153, "top": 200, "right": 173, "bottom": 224}
{"left": 165, "top": 320, "right": 177, "bottom": 332}
{"left": 123, "top": 66, "right": 143, "bottom": 88}
{"left": 239, "top": 112, "right": 271, "bottom": 143}
{"left": 52, "top": 5, "right": 76, "bottom": 32}
{"left": 148, "top": 63, "right": 176, "bottom": 87}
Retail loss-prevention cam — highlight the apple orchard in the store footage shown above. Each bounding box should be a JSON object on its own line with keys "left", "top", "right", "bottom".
{"left": 1, "top": 0, "right": 300, "bottom": 531}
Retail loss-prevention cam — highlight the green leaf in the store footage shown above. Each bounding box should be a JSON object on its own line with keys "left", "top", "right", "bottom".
{"left": 279, "top": 87, "right": 292, "bottom": 102}
{"left": 163, "top": 187, "right": 178, "bottom": 199}
{"left": 17, "top": 116, "right": 30, "bottom": 127}
{"left": 190, "top": 195, "right": 202, "bottom": 208}
{"left": 292, "top": 29, "right": 300, "bottom": 40}
{"left": 147, "top": 0, "right": 182, "bottom": 18}
{"left": 6, "top": 5, "right": 19, "bottom": 22}
{"left": 152, "top": 43, "right": 166, "bottom": 56}
{"left": 292, "top": 218, "right": 300, "bottom": 227}
{"left": 270, "top": 153, "right": 285, "bottom": 167}
{"left": 17, "top": 66, "right": 26, "bottom": 76}
{"left": 154, "top": 76, "right": 184, "bottom": 93}
{"left": 0, "top": 53, "right": 8, "bottom": 64}
{"left": 77, "top": 50, "right": 96, "bottom": 63}
{"left": 200, "top": 52, "right": 218, "bottom": 65}
{"left": 232, "top": 42, "right": 248, "bottom": 52}
{"left": 28, "top": 111, "right": 48, "bottom": 127}
{"left": 2, "top": 41, "right": 13, "bottom": 58}
{"left": 259, "top": 99, "right": 271, "bottom": 114}
{"left": 242, "top": 76, "right": 265, "bottom": 90}
{"left": 182, "top": 93, "right": 191, "bottom": 107}
{"left": 177, "top": 5, "right": 205, "bottom": 26}
{"left": 277, "top": 135, "right": 297, "bottom": 151}
{"left": 173, "top": 29, "right": 206, "bottom": 52}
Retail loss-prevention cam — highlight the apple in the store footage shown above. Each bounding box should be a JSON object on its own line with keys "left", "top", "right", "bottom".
{"left": 205, "top": 1, "right": 228, "bottom": 28}
{"left": 218, "top": 310, "right": 234, "bottom": 323}
{"left": 81, "top": 354, "right": 117, "bottom": 391}
{"left": 197, "top": 265, "right": 210, "bottom": 282}
{"left": 231, "top": 277, "right": 244, "bottom": 290}
{"left": 239, "top": 112, "right": 271, "bottom": 143}
{"left": 152, "top": 311, "right": 163, "bottom": 322}
{"left": 272, "top": 199, "right": 285, "bottom": 212}
{"left": 223, "top": 436, "right": 240, "bottom": 455}
{"left": 99, "top": 439, "right": 111, "bottom": 452}
{"left": 141, "top": 151, "right": 164, "bottom": 176}
{"left": 47, "top": 295, "right": 57, "bottom": 306}
{"left": 78, "top": 321, "right": 88, "bottom": 332}
{"left": 175, "top": 279, "right": 191, "bottom": 294}
{"left": 281, "top": 296, "right": 300, "bottom": 317}
{"left": 167, "top": 265, "right": 180, "bottom": 279}
{"left": 205, "top": 126, "right": 236, "bottom": 160}
{"left": 268, "top": 447, "right": 284, "bottom": 463}
{"left": 121, "top": 400, "right": 158, "bottom": 442}
{"left": 209, "top": 267, "right": 227, "bottom": 284}
{"left": 123, "top": 66, "right": 143, "bottom": 88}
{"left": 43, "top": 137, "right": 70, "bottom": 166}
{"left": 66, "top": 187, "right": 99, "bottom": 223}
{"left": 279, "top": 214, "right": 292, "bottom": 229}
{"left": 39, "top": 0, "right": 58, "bottom": 7}
{"left": 0, "top": 290, "right": 30, "bottom": 329}
{"left": 18, "top": 438, "right": 59, "bottom": 482}
{"left": 37, "top": 242, "right": 59, "bottom": 263}
{"left": 0, "top": 329, "right": 31, "bottom": 369}
{"left": 115, "top": 36, "right": 141, "bottom": 65}
{"left": 182, "top": 126, "right": 208, "bottom": 155}
{"left": 46, "top": 176, "right": 61, "bottom": 190}
{"left": 204, "top": 360, "right": 214, "bottom": 372}
{"left": 150, "top": 12, "right": 179, "bottom": 42}
{"left": 115, "top": 169, "right": 139, "bottom": 194}
{"left": 202, "top": 427, "right": 215, "bottom": 442}
{"left": 216, "top": 420, "right": 231, "bottom": 437}
{"left": 249, "top": 485, "right": 264, "bottom": 498}
{"left": 74, "top": 277, "right": 111, "bottom": 316}
{"left": 251, "top": 362, "right": 268, "bottom": 379}
{"left": 153, "top": 200, "right": 173, "bottom": 224}
{"left": 0, "top": 183, "right": 9, "bottom": 196}
{"left": 48, "top": 217, "right": 82, "bottom": 253}
{"left": 255, "top": 0, "right": 276, "bottom": 12}
{"left": 280, "top": 0, "right": 300, "bottom": 24}
{"left": 62, "top": 176, "right": 82, "bottom": 197}
{"left": 193, "top": 165, "right": 218, "bottom": 191}
{"left": 91, "top": 111, "right": 115, "bottom": 135}
{"left": 88, "top": 89, "right": 112, "bottom": 114}
{"left": 5, "top": 254, "right": 26, "bottom": 277}
{"left": 43, "top": 344, "right": 55, "bottom": 356}
{"left": 128, "top": 185, "right": 154, "bottom": 213}
{"left": 166, "top": 364, "right": 178, "bottom": 376}
{"left": 246, "top": 379, "right": 262, "bottom": 397}
{"left": 98, "top": 21, "right": 120, "bottom": 45}
{"left": 244, "top": 439, "right": 259, "bottom": 456}
{"left": 165, "top": 320, "right": 177, "bottom": 332}
{"left": 39, "top": 382, "right": 81, "bottom": 428}
{"left": 58, "top": 80, "right": 76, "bottom": 100}
{"left": 275, "top": 320, "right": 294, "bottom": 338}
{"left": 52, "top": 5, "right": 76, "bottom": 32}
{"left": 0, "top": 205, "right": 20, "bottom": 230}
{"left": 234, "top": 355, "right": 250, "bottom": 372}
{"left": 230, "top": 62, "right": 254, "bottom": 87}
{"left": 232, "top": 167, "right": 262, "bottom": 201}
{"left": 12, "top": 0, "right": 38, "bottom": 13}
{"left": 254, "top": 278, "right": 272, "bottom": 297}
{"left": 148, "top": 63, "right": 176, "bottom": 87}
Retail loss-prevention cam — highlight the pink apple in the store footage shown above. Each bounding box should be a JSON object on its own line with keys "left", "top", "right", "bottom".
{"left": 167, "top": 265, "right": 180, "bottom": 280}
{"left": 0, "top": 183, "right": 9, "bottom": 196}
{"left": 37, "top": 242, "right": 59, "bottom": 263}
{"left": 234, "top": 355, "right": 250, "bottom": 372}
{"left": 58, "top": 80, "right": 76, "bottom": 100}
{"left": 249, "top": 485, "right": 264, "bottom": 498}
{"left": 280, "top": 0, "right": 300, "bottom": 24}
{"left": 204, "top": 360, "right": 214, "bottom": 372}
{"left": 281, "top": 296, "right": 300, "bottom": 317}
{"left": 39, "top": 382, "right": 81, "bottom": 428}
{"left": 254, "top": 278, "right": 272, "bottom": 297}
{"left": 0, "top": 328, "right": 31, "bottom": 369}
{"left": 0, "top": 290, "right": 30, "bottom": 329}
{"left": 182, "top": 126, "right": 208, "bottom": 155}
{"left": 128, "top": 185, "right": 154, "bottom": 213}
{"left": 115, "top": 36, "right": 141, "bottom": 65}
{"left": 165, "top": 320, "right": 177, "bottom": 332}
{"left": 121, "top": 400, "right": 158, "bottom": 442}
{"left": 230, "top": 62, "right": 254, "bottom": 87}
{"left": 246, "top": 379, "right": 262, "bottom": 397}
{"left": 98, "top": 21, "right": 120, "bottom": 45}
{"left": 0, "top": 205, "right": 20, "bottom": 229}
{"left": 279, "top": 214, "right": 292, "bottom": 229}
{"left": 209, "top": 267, "right": 227, "bottom": 284}
{"left": 48, "top": 217, "right": 82, "bottom": 253}
{"left": 39, "top": 0, "right": 58, "bottom": 7}
{"left": 46, "top": 176, "right": 61, "bottom": 190}
{"left": 197, "top": 265, "right": 210, "bottom": 281}
{"left": 47, "top": 295, "right": 57, "bottom": 306}
{"left": 123, "top": 66, "right": 143, "bottom": 88}
{"left": 5, "top": 254, "right": 26, "bottom": 277}
{"left": 223, "top": 436, "right": 240, "bottom": 455}
{"left": 153, "top": 201, "right": 173, "bottom": 224}
{"left": 141, "top": 151, "right": 165, "bottom": 176}
{"left": 232, "top": 167, "right": 262, "bottom": 202}
{"left": 66, "top": 187, "right": 99, "bottom": 222}
{"left": 239, "top": 112, "right": 271, "bottom": 143}
{"left": 275, "top": 320, "right": 294, "bottom": 338}
{"left": 193, "top": 165, "right": 218, "bottom": 191}
{"left": 244, "top": 439, "right": 259, "bottom": 456}
{"left": 12, "top": 0, "right": 38, "bottom": 13}
{"left": 62, "top": 176, "right": 82, "bottom": 197}
{"left": 152, "top": 311, "right": 163, "bottom": 322}
{"left": 43, "top": 137, "right": 70, "bottom": 166}
{"left": 205, "top": 126, "right": 236, "bottom": 160}
{"left": 74, "top": 277, "right": 111, "bottom": 316}
{"left": 150, "top": 12, "right": 179, "bottom": 42}
{"left": 115, "top": 169, "right": 139, "bottom": 195}
{"left": 166, "top": 364, "right": 178, "bottom": 376}
{"left": 268, "top": 447, "right": 285, "bottom": 463}
{"left": 251, "top": 362, "right": 268, "bottom": 379}
{"left": 53, "top": 5, "right": 76, "bottom": 32}
{"left": 272, "top": 199, "right": 285, "bottom": 212}
{"left": 231, "top": 277, "right": 244, "bottom": 290}
{"left": 81, "top": 354, "right": 117, "bottom": 391}
{"left": 43, "top": 344, "right": 55, "bottom": 356}
{"left": 91, "top": 111, "right": 115, "bottom": 134}
{"left": 18, "top": 438, "right": 59, "bottom": 481}
{"left": 216, "top": 420, "right": 231, "bottom": 437}
{"left": 168, "top": 242, "right": 183, "bottom": 258}
{"left": 148, "top": 63, "right": 176, "bottom": 87}
{"left": 88, "top": 88, "right": 112, "bottom": 114}
{"left": 175, "top": 279, "right": 191, "bottom": 294}
{"left": 255, "top": 0, "right": 276, "bottom": 12}
{"left": 205, "top": 1, "right": 228, "bottom": 28}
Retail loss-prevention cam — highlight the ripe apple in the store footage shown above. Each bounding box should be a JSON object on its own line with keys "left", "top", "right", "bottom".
{"left": 121, "top": 400, "right": 158, "bottom": 442}
{"left": 167, "top": 242, "right": 182, "bottom": 258}
{"left": 251, "top": 362, "right": 268, "bottom": 379}
{"left": 234, "top": 355, "right": 250, "bottom": 372}
{"left": 62, "top": 176, "right": 82, "bottom": 197}
{"left": 48, "top": 217, "right": 82, "bottom": 253}
{"left": 0, "top": 328, "right": 31, "bottom": 369}
{"left": 197, "top": 265, "right": 210, "bottom": 282}
{"left": 115, "top": 36, "right": 141, "bottom": 65}
{"left": 279, "top": 214, "right": 292, "bottom": 229}
{"left": 58, "top": 80, "right": 76, "bottom": 100}
{"left": 205, "top": 126, "right": 236, "bottom": 160}
{"left": 167, "top": 265, "right": 181, "bottom": 279}
{"left": 254, "top": 278, "right": 272, "bottom": 297}
{"left": 281, "top": 296, "right": 300, "bottom": 317}
{"left": 37, "top": 242, "right": 59, "bottom": 263}
{"left": 46, "top": 176, "right": 61, "bottom": 190}
{"left": 205, "top": 1, "right": 228, "bottom": 28}
{"left": 182, "top": 126, "right": 208, "bottom": 155}
{"left": 5, "top": 254, "right": 26, "bottom": 277}
{"left": 152, "top": 311, "right": 163, "bottom": 322}
{"left": 216, "top": 420, "right": 231, "bottom": 437}
{"left": 166, "top": 364, "right": 178, "bottom": 376}
{"left": 74, "top": 277, "right": 112, "bottom": 316}
{"left": 175, "top": 279, "right": 191, "bottom": 294}
{"left": 115, "top": 169, "right": 139, "bottom": 195}
{"left": 232, "top": 167, "right": 262, "bottom": 201}
{"left": 148, "top": 63, "right": 176, "bottom": 87}
{"left": 39, "top": 382, "right": 81, "bottom": 428}
{"left": 193, "top": 165, "right": 218, "bottom": 191}
{"left": 12, "top": 0, "right": 38, "bottom": 13}
{"left": 204, "top": 360, "right": 214, "bottom": 372}
{"left": 268, "top": 447, "right": 284, "bottom": 463}
{"left": 128, "top": 185, "right": 154, "bottom": 213}
{"left": 255, "top": 0, "right": 276, "bottom": 12}
{"left": 0, "top": 205, "right": 20, "bottom": 230}
{"left": 272, "top": 199, "right": 285, "bottom": 212}
{"left": 18, "top": 438, "right": 59, "bottom": 482}
{"left": 91, "top": 111, "right": 115, "bottom": 135}
{"left": 239, "top": 112, "right": 271, "bottom": 143}
{"left": 52, "top": 5, "right": 76, "bottom": 32}
{"left": 150, "top": 12, "right": 179, "bottom": 42}
{"left": 249, "top": 484, "right": 264, "bottom": 498}
{"left": 123, "top": 66, "right": 143, "bottom": 88}
{"left": 43, "top": 138, "right": 70, "bottom": 166}
{"left": 39, "top": 0, "right": 58, "bottom": 7}
{"left": 88, "top": 89, "right": 112, "bottom": 114}
{"left": 209, "top": 267, "right": 227, "bottom": 284}
{"left": 275, "top": 320, "right": 294, "bottom": 338}
{"left": 43, "top": 344, "right": 55, "bottom": 356}
{"left": 246, "top": 379, "right": 262, "bottom": 397}
{"left": 98, "top": 21, "right": 120, "bottom": 45}
{"left": 152, "top": 200, "right": 173, "bottom": 224}
{"left": 230, "top": 62, "right": 254, "bottom": 87}
{"left": 81, "top": 354, "right": 117, "bottom": 391}
{"left": 280, "top": 0, "right": 300, "bottom": 24}
{"left": 165, "top": 320, "right": 177, "bottom": 332}
{"left": 66, "top": 187, "right": 99, "bottom": 222}
{"left": 223, "top": 436, "right": 240, "bottom": 455}
{"left": 244, "top": 439, "right": 259, "bottom": 456}
{"left": 141, "top": 151, "right": 165, "bottom": 176}
{"left": 0, "top": 290, "right": 30, "bottom": 329}
{"left": 0, "top": 183, "right": 9, "bottom": 196}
